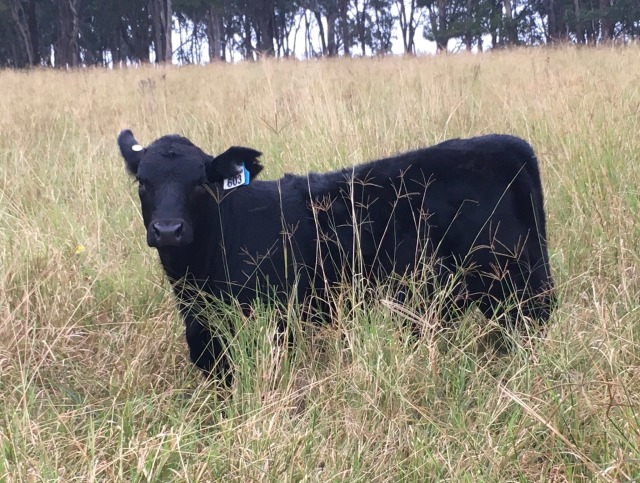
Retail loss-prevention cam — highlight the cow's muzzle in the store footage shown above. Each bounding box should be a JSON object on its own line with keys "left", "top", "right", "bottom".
{"left": 147, "top": 219, "right": 192, "bottom": 247}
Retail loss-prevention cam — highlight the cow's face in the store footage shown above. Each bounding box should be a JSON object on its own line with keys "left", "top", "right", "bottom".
{"left": 118, "top": 129, "right": 262, "bottom": 248}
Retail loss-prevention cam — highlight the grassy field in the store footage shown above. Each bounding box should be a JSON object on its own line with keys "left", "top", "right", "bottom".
{"left": 1, "top": 46, "right": 639, "bottom": 481}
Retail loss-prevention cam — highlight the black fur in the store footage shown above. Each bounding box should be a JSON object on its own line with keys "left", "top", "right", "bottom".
{"left": 118, "top": 131, "right": 555, "bottom": 384}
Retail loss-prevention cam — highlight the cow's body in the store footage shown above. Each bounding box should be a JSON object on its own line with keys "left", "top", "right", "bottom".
{"left": 118, "top": 131, "right": 554, "bottom": 382}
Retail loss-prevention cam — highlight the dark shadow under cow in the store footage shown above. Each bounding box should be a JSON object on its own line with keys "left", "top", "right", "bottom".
{"left": 117, "top": 130, "right": 555, "bottom": 384}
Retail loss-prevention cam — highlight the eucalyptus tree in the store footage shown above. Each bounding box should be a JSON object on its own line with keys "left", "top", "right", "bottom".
{"left": 4, "top": 0, "right": 39, "bottom": 66}
{"left": 396, "top": 0, "right": 424, "bottom": 54}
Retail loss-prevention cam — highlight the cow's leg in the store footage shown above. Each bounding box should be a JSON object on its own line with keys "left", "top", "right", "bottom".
{"left": 477, "top": 261, "right": 554, "bottom": 330}
{"left": 184, "top": 315, "right": 232, "bottom": 385}
{"left": 517, "top": 268, "right": 555, "bottom": 328}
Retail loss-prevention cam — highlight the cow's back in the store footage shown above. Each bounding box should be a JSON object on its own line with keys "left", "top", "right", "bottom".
{"left": 309, "top": 134, "right": 553, "bottom": 322}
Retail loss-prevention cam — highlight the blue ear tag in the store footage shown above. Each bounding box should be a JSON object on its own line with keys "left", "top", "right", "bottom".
{"left": 223, "top": 162, "right": 251, "bottom": 190}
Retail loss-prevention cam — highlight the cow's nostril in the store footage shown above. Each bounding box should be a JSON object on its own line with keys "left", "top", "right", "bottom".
{"left": 151, "top": 220, "right": 188, "bottom": 246}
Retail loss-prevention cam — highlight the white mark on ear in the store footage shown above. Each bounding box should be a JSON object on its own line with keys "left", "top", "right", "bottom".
{"left": 132, "top": 144, "right": 144, "bottom": 152}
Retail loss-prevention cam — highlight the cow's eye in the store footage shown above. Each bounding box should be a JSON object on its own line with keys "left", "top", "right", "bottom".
{"left": 136, "top": 178, "right": 148, "bottom": 192}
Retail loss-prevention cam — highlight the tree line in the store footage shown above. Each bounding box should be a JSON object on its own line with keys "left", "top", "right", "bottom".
{"left": 1, "top": 0, "right": 639, "bottom": 68}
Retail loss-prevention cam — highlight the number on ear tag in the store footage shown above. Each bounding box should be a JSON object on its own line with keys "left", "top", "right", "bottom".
{"left": 223, "top": 163, "right": 251, "bottom": 190}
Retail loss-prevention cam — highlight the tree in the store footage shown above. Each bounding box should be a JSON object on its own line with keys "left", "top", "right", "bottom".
{"left": 150, "top": 0, "right": 173, "bottom": 62}
{"left": 0, "top": 0, "right": 639, "bottom": 67}
{"left": 8, "top": 0, "right": 39, "bottom": 66}
{"left": 396, "top": 0, "right": 423, "bottom": 54}
{"left": 55, "top": 0, "right": 79, "bottom": 67}
{"left": 370, "top": 0, "right": 395, "bottom": 54}
{"left": 338, "top": 0, "right": 350, "bottom": 55}
{"left": 421, "top": 0, "right": 467, "bottom": 51}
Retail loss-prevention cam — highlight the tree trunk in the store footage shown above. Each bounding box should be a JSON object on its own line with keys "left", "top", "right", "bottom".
{"left": 206, "top": 9, "right": 224, "bottom": 61}
{"left": 255, "top": 0, "right": 275, "bottom": 56}
{"left": 464, "top": 37, "right": 472, "bottom": 51}
{"left": 574, "top": 0, "right": 584, "bottom": 44}
{"left": 354, "top": 0, "right": 367, "bottom": 55}
{"left": 242, "top": 16, "right": 254, "bottom": 60}
{"left": 464, "top": 0, "right": 475, "bottom": 50}
{"left": 547, "top": 0, "right": 557, "bottom": 42}
{"left": 314, "top": 11, "right": 327, "bottom": 55}
{"left": 25, "top": 0, "right": 38, "bottom": 64}
{"left": 110, "top": 38, "right": 122, "bottom": 66}
{"left": 55, "top": 0, "right": 79, "bottom": 68}
{"left": 120, "top": 19, "right": 150, "bottom": 63}
{"left": 327, "top": 12, "right": 337, "bottom": 56}
{"left": 503, "top": 0, "right": 517, "bottom": 45}
{"left": 165, "top": 0, "right": 173, "bottom": 60}
{"left": 547, "top": 0, "right": 569, "bottom": 42}
{"left": 291, "top": 12, "right": 304, "bottom": 57}
{"left": 274, "top": 9, "right": 285, "bottom": 56}
{"left": 598, "top": 0, "right": 611, "bottom": 41}
{"left": 339, "top": 0, "right": 350, "bottom": 56}
{"left": 397, "top": 0, "right": 418, "bottom": 54}
{"left": 398, "top": 0, "right": 408, "bottom": 52}
{"left": 432, "top": 0, "right": 449, "bottom": 52}
{"left": 304, "top": 10, "right": 312, "bottom": 58}
{"left": 150, "top": 0, "right": 173, "bottom": 63}
{"left": 10, "top": 0, "right": 38, "bottom": 67}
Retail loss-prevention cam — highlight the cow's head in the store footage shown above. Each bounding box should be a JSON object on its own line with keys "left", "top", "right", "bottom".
{"left": 117, "top": 129, "right": 263, "bottom": 248}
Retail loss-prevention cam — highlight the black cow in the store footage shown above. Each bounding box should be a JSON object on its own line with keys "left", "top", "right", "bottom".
{"left": 118, "top": 130, "right": 554, "bottom": 383}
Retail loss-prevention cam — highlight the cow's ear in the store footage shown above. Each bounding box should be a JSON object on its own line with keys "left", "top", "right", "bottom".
{"left": 207, "top": 146, "right": 263, "bottom": 183}
{"left": 117, "top": 129, "right": 146, "bottom": 176}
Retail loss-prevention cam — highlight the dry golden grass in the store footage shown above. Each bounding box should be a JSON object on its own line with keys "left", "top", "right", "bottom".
{"left": 1, "top": 46, "right": 639, "bottom": 480}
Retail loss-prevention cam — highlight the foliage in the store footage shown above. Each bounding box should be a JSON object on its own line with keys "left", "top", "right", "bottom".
{"left": 0, "top": 0, "right": 639, "bottom": 66}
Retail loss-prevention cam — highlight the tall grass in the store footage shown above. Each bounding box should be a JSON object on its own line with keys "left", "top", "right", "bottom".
{"left": 1, "top": 46, "right": 639, "bottom": 480}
